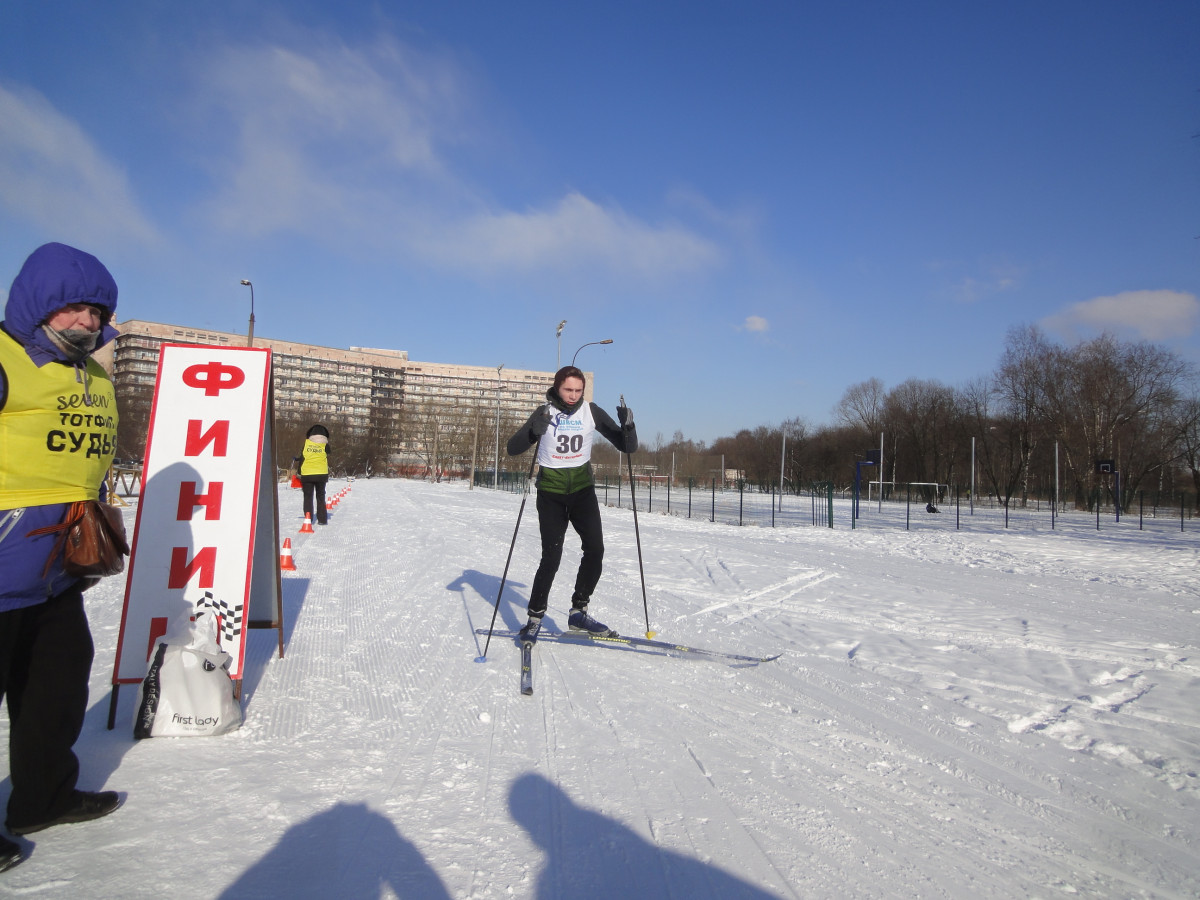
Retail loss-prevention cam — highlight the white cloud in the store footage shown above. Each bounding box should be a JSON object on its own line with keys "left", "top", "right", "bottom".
{"left": 1041, "top": 290, "right": 1200, "bottom": 342}
{"left": 950, "top": 274, "right": 1017, "bottom": 304}
{"left": 417, "top": 192, "right": 722, "bottom": 276}
{"left": 196, "top": 39, "right": 460, "bottom": 235}
{"left": 928, "top": 258, "right": 1024, "bottom": 305}
{"left": 0, "top": 82, "right": 161, "bottom": 249}
{"left": 742, "top": 315, "right": 769, "bottom": 332}
{"left": 194, "top": 36, "right": 722, "bottom": 280}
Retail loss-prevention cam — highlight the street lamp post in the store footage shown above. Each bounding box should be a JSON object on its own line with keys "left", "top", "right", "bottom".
{"left": 556, "top": 320, "right": 567, "bottom": 369}
{"left": 494, "top": 364, "right": 504, "bottom": 489}
{"left": 571, "top": 339, "right": 613, "bottom": 367}
{"left": 469, "top": 390, "right": 485, "bottom": 490}
{"left": 239, "top": 280, "right": 255, "bottom": 347}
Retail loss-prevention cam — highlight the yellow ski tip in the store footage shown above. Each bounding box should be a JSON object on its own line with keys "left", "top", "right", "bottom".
{"left": 645, "top": 630, "right": 657, "bottom": 639}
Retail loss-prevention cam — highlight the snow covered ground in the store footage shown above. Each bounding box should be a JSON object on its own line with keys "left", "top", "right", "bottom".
{"left": 3, "top": 477, "right": 1198, "bottom": 898}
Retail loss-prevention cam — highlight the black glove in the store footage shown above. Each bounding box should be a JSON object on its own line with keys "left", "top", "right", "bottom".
{"left": 618, "top": 405, "right": 634, "bottom": 427}
{"left": 530, "top": 405, "right": 554, "bottom": 437}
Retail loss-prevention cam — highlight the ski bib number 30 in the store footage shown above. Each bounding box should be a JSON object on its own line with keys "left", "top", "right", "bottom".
{"left": 537, "top": 404, "right": 595, "bottom": 468}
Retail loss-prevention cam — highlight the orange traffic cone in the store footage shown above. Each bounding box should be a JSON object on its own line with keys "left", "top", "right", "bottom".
{"left": 299, "top": 513, "right": 315, "bottom": 534}
{"left": 279, "top": 538, "right": 297, "bottom": 571}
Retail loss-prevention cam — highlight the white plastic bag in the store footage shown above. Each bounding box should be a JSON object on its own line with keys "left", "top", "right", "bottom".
{"left": 134, "top": 611, "right": 243, "bottom": 738}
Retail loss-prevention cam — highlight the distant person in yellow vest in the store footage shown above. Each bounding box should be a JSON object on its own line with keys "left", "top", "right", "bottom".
{"left": 0, "top": 243, "right": 124, "bottom": 871}
{"left": 293, "top": 424, "right": 330, "bottom": 526}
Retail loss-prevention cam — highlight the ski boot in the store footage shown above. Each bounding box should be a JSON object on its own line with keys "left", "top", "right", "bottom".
{"left": 518, "top": 615, "right": 543, "bottom": 644}
{"left": 567, "top": 605, "right": 618, "bottom": 638}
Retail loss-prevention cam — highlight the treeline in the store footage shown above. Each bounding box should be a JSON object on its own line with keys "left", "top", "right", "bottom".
{"left": 592, "top": 326, "right": 1200, "bottom": 512}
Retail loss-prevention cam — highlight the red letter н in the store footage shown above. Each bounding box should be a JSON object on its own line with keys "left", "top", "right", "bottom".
{"left": 176, "top": 482, "right": 224, "bottom": 521}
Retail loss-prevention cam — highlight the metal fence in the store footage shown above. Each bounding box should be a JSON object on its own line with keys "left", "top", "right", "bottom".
{"left": 472, "top": 469, "right": 532, "bottom": 493}
{"left": 471, "top": 471, "right": 1199, "bottom": 538}
{"left": 597, "top": 478, "right": 1199, "bottom": 538}
{"left": 595, "top": 477, "right": 839, "bottom": 528}
{"left": 846, "top": 486, "right": 1198, "bottom": 537}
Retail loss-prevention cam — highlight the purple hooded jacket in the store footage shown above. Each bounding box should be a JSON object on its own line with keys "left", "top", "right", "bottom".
{"left": 0, "top": 243, "right": 120, "bottom": 611}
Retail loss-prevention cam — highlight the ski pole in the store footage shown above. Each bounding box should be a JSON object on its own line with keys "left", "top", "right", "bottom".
{"left": 478, "top": 451, "right": 539, "bottom": 661}
{"left": 620, "top": 395, "right": 655, "bottom": 639}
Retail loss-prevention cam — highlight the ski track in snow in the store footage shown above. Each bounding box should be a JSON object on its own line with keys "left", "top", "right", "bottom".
{"left": 2, "top": 478, "right": 1198, "bottom": 898}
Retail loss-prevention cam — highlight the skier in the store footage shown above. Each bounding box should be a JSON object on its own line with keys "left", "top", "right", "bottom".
{"left": 506, "top": 365, "right": 637, "bottom": 641}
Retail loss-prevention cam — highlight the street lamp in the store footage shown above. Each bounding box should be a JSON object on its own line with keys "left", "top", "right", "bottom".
{"left": 571, "top": 338, "right": 613, "bottom": 367}
{"left": 556, "top": 320, "right": 567, "bottom": 369}
{"left": 239, "top": 279, "right": 255, "bottom": 348}
{"left": 494, "top": 364, "right": 504, "bottom": 489}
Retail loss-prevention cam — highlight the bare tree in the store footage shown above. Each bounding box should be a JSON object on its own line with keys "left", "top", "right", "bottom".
{"left": 994, "top": 325, "right": 1054, "bottom": 503}
{"left": 710, "top": 426, "right": 778, "bottom": 489}
{"left": 1174, "top": 392, "right": 1200, "bottom": 512}
{"left": 114, "top": 381, "right": 153, "bottom": 462}
{"left": 883, "top": 378, "right": 957, "bottom": 494}
{"left": 659, "top": 431, "right": 714, "bottom": 486}
{"left": 402, "top": 398, "right": 479, "bottom": 481}
{"left": 780, "top": 416, "right": 809, "bottom": 493}
{"left": 958, "top": 376, "right": 1027, "bottom": 505}
{"left": 836, "top": 377, "right": 886, "bottom": 436}
{"left": 1032, "top": 332, "right": 1190, "bottom": 508}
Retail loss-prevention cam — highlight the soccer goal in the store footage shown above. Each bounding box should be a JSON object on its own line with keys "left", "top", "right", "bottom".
{"left": 906, "top": 482, "right": 950, "bottom": 511}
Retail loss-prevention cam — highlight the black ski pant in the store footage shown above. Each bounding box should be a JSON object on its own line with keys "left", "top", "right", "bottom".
{"left": 0, "top": 587, "right": 94, "bottom": 830}
{"left": 301, "top": 475, "right": 328, "bottom": 525}
{"left": 529, "top": 486, "right": 604, "bottom": 618}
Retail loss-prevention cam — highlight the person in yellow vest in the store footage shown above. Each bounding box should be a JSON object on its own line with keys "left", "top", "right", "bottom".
{"left": 292, "top": 423, "right": 331, "bottom": 526}
{"left": 0, "top": 243, "right": 124, "bottom": 871}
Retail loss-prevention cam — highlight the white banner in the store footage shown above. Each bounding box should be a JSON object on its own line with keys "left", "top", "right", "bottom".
{"left": 113, "top": 345, "right": 275, "bottom": 683}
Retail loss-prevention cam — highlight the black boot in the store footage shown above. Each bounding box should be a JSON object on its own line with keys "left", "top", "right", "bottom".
{"left": 0, "top": 836, "right": 22, "bottom": 872}
{"left": 519, "top": 615, "right": 543, "bottom": 643}
{"left": 7, "top": 790, "right": 121, "bottom": 836}
{"left": 567, "top": 603, "right": 617, "bottom": 637}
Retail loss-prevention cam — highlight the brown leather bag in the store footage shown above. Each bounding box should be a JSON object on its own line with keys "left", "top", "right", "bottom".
{"left": 30, "top": 500, "right": 130, "bottom": 579}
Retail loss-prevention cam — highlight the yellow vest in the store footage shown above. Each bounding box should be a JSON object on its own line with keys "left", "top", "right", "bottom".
{"left": 300, "top": 438, "right": 329, "bottom": 476}
{"left": 0, "top": 329, "right": 118, "bottom": 509}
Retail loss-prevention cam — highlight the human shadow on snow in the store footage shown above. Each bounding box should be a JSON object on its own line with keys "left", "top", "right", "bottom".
{"left": 448, "top": 569, "right": 533, "bottom": 655}
{"left": 217, "top": 801, "right": 450, "bottom": 899}
{"left": 509, "top": 773, "right": 784, "bottom": 900}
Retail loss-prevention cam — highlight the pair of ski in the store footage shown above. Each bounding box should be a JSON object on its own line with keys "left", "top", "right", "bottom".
{"left": 476, "top": 628, "right": 781, "bottom": 696}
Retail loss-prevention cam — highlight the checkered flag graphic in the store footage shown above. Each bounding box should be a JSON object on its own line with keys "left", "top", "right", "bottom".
{"left": 195, "top": 591, "right": 245, "bottom": 643}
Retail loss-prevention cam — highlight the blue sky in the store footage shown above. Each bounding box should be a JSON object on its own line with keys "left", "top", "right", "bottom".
{"left": 2, "top": 1, "right": 1198, "bottom": 443}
